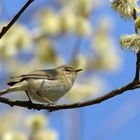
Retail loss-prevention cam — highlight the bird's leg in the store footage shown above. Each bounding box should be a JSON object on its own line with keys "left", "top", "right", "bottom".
{"left": 36, "top": 80, "right": 54, "bottom": 105}
{"left": 25, "top": 91, "right": 33, "bottom": 103}
{"left": 36, "top": 91, "right": 54, "bottom": 104}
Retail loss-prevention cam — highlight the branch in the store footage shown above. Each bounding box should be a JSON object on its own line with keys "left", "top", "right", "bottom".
{"left": 0, "top": 0, "right": 34, "bottom": 39}
{"left": 0, "top": 81, "right": 137, "bottom": 111}
{"left": 133, "top": 8, "right": 140, "bottom": 82}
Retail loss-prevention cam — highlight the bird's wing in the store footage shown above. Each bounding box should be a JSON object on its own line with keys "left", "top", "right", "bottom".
{"left": 7, "top": 69, "right": 58, "bottom": 86}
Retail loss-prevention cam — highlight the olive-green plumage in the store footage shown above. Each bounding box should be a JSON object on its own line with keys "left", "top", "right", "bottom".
{"left": 0, "top": 65, "right": 82, "bottom": 104}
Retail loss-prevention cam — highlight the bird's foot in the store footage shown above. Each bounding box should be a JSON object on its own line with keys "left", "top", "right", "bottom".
{"left": 27, "top": 100, "right": 33, "bottom": 104}
{"left": 47, "top": 102, "right": 55, "bottom": 106}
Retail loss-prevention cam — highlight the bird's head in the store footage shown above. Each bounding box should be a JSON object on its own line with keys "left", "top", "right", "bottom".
{"left": 57, "top": 64, "right": 83, "bottom": 80}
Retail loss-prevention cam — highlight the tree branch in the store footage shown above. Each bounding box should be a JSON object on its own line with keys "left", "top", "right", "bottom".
{"left": 133, "top": 8, "right": 140, "bottom": 82}
{"left": 0, "top": 81, "right": 138, "bottom": 111}
{"left": 0, "top": 0, "right": 34, "bottom": 39}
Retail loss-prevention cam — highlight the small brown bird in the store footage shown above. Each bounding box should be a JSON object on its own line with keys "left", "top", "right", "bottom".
{"left": 0, "top": 65, "right": 82, "bottom": 104}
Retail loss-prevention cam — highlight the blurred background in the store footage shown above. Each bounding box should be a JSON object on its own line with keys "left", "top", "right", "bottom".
{"left": 0, "top": 0, "right": 140, "bottom": 140}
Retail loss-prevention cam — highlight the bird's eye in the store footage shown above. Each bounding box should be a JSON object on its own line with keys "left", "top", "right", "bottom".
{"left": 65, "top": 69, "right": 71, "bottom": 72}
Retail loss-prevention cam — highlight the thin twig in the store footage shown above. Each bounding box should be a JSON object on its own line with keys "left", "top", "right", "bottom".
{"left": 0, "top": 81, "right": 137, "bottom": 111}
{"left": 0, "top": 0, "right": 34, "bottom": 39}
{"left": 133, "top": 8, "right": 140, "bottom": 82}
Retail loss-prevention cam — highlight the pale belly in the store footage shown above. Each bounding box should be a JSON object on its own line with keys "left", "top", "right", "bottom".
{"left": 26, "top": 79, "right": 71, "bottom": 103}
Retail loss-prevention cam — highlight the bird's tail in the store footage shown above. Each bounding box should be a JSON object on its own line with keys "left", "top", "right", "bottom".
{"left": 0, "top": 81, "right": 28, "bottom": 96}
{"left": 0, "top": 88, "right": 11, "bottom": 96}
{"left": 0, "top": 84, "right": 24, "bottom": 96}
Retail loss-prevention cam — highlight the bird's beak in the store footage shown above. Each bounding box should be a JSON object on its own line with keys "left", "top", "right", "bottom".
{"left": 75, "top": 68, "right": 83, "bottom": 72}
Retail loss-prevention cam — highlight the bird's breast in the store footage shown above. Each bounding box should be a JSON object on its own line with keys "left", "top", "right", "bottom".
{"left": 26, "top": 79, "right": 72, "bottom": 103}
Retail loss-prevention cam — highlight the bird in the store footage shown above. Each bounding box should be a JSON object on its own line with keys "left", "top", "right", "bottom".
{"left": 0, "top": 65, "right": 82, "bottom": 104}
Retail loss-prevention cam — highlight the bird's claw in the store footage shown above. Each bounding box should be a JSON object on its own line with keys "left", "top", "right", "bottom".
{"left": 47, "top": 102, "right": 55, "bottom": 106}
{"left": 27, "top": 100, "right": 33, "bottom": 104}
